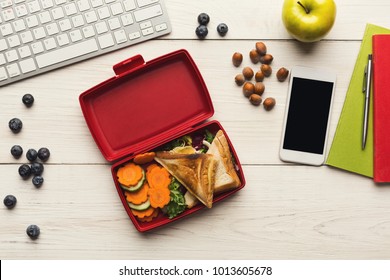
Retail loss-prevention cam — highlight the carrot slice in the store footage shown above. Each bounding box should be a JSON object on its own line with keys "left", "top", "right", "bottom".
{"left": 124, "top": 182, "right": 149, "bottom": 205}
{"left": 131, "top": 206, "right": 156, "bottom": 218}
{"left": 117, "top": 163, "right": 143, "bottom": 186}
{"left": 133, "top": 152, "right": 156, "bottom": 165}
{"left": 137, "top": 208, "right": 160, "bottom": 222}
{"left": 147, "top": 166, "right": 171, "bottom": 189}
{"left": 148, "top": 186, "right": 171, "bottom": 208}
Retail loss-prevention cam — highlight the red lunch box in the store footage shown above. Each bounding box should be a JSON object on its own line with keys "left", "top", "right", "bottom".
{"left": 79, "top": 49, "right": 246, "bottom": 232}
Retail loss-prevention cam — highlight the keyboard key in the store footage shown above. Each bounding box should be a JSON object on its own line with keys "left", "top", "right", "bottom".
{"left": 140, "top": 21, "right": 152, "bottom": 29}
{"left": 0, "top": 53, "right": 6, "bottom": 65}
{"left": 18, "top": 45, "right": 32, "bottom": 58}
{"left": 141, "top": 27, "right": 153, "bottom": 36}
{"left": 110, "top": 2, "right": 124, "bottom": 16}
{"left": 129, "top": 31, "right": 140, "bottom": 40}
{"left": 134, "top": 4, "right": 162, "bottom": 22}
{"left": 105, "top": 0, "right": 115, "bottom": 3}
{"left": 2, "top": 8, "right": 16, "bottom": 21}
{"left": 64, "top": 3, "right": 77, "bottom": 16}
{"left": 71, "top": 14, "right": 84, "bottom": 27}
{"left": 13, "top": 19, "right": 27, "bottom": 32}
{"left": 85, "top": 10, "right": 98, "bottom": 23}
{"left": 56, "top": 33, "right": 69, "bottom": 46}
{"left": 33, "top": 27, "right": 46, "bottom": 40}
{"left": 95, "top": 21, "right": 108, "bottom": 34}
{"left": 46, "top": 22, "right": 59, "bottom": 35}
{"left": 0, "top": 22, "right": 13, "bottom": 36}
{"left": 98, "top": 33, "right": 115, "bottom": 49}
{"left": 108, "top": 17, "right": 121, "bottom": 30}
{"left": 91, "top": 0, "right": 103, "bottom": 8}
{"left": 114, "top": 30, "right": 127, "bottom": 44}
{"left": 0, "top": 39, "right": 7, "bottom": 51}
{"left": 31, "top": 41, "right": 44, "bottom": 54}
{"left": 15, "top": 4, "right": 28, "bottom": 17}
{"left": 6, "top": 63, "right": 21, "bottom": 77}
{"left": 59, "top": 18, "right": 72, "bottom": 31}
{"left": 0, "top": 0, "right": 13, "bottom": 8}
{"left": 155, "top": 22, "right": 167, "bottom": 32}
{"left": 19, "top": 58, "right": 37, "bottom": 73}
{"left": 38, "top": 11, "right": 51, "bottom": 23}
{"left": 136, "top": 0, "right": 158, "bottom": 8}
{"left": 77, "top": 0, "right": 90, "bottom": 12}
{"left": 28, "top": 0, "right": 41, "bottom": 13}
{"left": 7, "top": 35, "right": 21, "bottom": 48}
{"left": 5, "top": 49, "right": 18, "bottom": 62}
{"left": 44, "top": 37, "right": 57, "bottom": 50}
{"left": 20, "top": 30, "right": 34, "bottom": 43}
{"left": 41, "top": 0, "right": 54, "bottom": 9}
{"left": 97, "top": 6, "right": 110, "bottom": 19}
{"left": 123, "top": 0, "right": 136, "bottom": 11}
{"left": 36, "top": 38, "right": 99, "bottom": 68}
{"left": 0, "top": 67, "right": 8, "bottom": 81}
{"left": 51, "top": 7, "right": 65, "bottom": 20}
{"left": 26, "top": 15, "right": 39, "bottom": 28}
{"left": 121, "top": 14, "right": 133, "bottom": 26}
{"left": 82, "top": 26, "right": 95, "bottom": 38}
{"left": 55, "top": 0, "right": 66, "bottom": 4}
{"left": 69, "top": 29, "right": 82, "bottom": 42}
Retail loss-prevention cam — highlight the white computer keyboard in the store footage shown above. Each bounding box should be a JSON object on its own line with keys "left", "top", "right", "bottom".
{"left": 0, "top": 0, "right": 171, "bottom": 87}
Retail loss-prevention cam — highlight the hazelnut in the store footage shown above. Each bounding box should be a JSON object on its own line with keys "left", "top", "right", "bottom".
{"left": 276, "top": 67, "right": 289, "bottom": 82}
{"left": 259, "top": 54, "right": 273, "bottom": 65}
{"left": 263, "top": 97, "right": 276, "bottom": 111}
{"left": 242, "top": 66, "right": 254, "bottom": 80}
{"left": 242, "top": 82, "right": 255, "bottom": 97}
{"left": 249, "top": 49, "right": 260, "bottom": 64}
{"left": 255, "top": 42, "right": 267, "bottom": 56}
{"left": 254, "top": 82, "right": 265, "bottom": 96}
{"left": 232, "top": 52, "right": 243, "bottom": 67}
{"left": 255, "top": 71, "right": 265, "bottom": 82}
{"left": 249, "top": 94, "right": 262, "bottom": 106}
{"left": 235, "top": 74, "right": 245, "bottom": 86}
{"left": 261, "top": 64, "right": 272, "bottom": 77}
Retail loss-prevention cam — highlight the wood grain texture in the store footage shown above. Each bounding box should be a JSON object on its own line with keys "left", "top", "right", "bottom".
{"left": 1, "top": 0, "right": 390, "bottom": 260}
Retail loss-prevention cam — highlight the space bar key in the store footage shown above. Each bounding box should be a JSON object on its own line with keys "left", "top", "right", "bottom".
{"left": 36, "top": 39, "right": 99, "bottom": 68}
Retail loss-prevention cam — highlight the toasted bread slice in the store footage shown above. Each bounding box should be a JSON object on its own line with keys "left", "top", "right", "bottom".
{"left": 207, "top": 130, "right": 241, "bottom": 194}
{"left": 155, "top": 152, "right": 216, "bottom": 208}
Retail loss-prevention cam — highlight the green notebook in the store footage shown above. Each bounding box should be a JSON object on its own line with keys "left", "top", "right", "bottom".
{"left": 326, "top": 24, "right": 390, "bottom": 177}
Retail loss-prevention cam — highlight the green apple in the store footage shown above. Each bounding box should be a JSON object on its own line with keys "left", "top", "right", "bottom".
{"left": 282, "top": 0, "right": 336, "bottom": 43}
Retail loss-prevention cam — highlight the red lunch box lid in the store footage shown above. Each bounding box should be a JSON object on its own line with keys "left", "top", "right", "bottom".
{"left": 79, "top": 49, "right": 214, "bottom": 162}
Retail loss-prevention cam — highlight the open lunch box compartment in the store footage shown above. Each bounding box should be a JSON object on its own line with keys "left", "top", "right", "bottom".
{"left": 79, "top": 49, "right": 246, "bottom": 232}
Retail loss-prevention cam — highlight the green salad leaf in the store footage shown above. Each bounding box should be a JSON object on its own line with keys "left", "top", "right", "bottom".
{"left": 166, "top": 177, "right": 187, "bottom": 219}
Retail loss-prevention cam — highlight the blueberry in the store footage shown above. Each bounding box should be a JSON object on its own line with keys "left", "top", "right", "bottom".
{"left": 37, "top": 147, "right": 50, "bottom": 161}
{"left": 22, "top": 94, "right": 34, "bottom": 107}
{"left": 18, "top": 164, "right": 31, "bottom": 179}
{"left": 217, "top": 23, "right": 229, "bottom": 36}
{"left": 26, "top": 224, "right": 40, "bottom": 239}
{"left": 31, "top": 162, "right": 44, "bottom": 175}
{"left": 9, "top": 118, "right": 23, "bottom": 133}
{"left": 195, "top": 25, "right": 208, "bottom": 39}
{"left": 197, "top": 13, "right": 210, "bottom": 25}
{"left": 3, "top": 195, "right": 17, "bottom": 209}
{"left": 11, "top": 145, "right": 23, "bottom": 159}
{"left": 26, "top": 148, "right": 38, "bottom": 162}
{"left": 32, "top": 176, "right": 44, "bottom": 188}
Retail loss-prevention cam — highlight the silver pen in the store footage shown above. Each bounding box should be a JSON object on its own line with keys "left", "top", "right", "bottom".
{"left": 362, "top": 54, "right": 373, "bottom": 150}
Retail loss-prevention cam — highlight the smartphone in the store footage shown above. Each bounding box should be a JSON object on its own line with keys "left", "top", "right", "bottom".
{"left": 279, "top": 66, "right": 336, "bottom": 166}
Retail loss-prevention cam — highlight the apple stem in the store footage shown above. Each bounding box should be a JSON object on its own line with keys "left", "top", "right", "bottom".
{"left": 297, "top": 1, "right": 310, "bottom": 14}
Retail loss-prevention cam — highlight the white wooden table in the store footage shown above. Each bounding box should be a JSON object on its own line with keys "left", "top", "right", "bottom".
{"left": 1, "top": 0, "right": 390, "bottom": 260}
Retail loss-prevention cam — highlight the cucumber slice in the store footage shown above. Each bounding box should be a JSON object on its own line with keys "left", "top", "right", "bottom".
{"left": 120, "top": 170, "right": 145, "bottom": 192}
{"left": 128, "top": 199, "right": 150, "bottom": 211}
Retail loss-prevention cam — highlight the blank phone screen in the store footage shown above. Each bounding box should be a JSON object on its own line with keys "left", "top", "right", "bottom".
{"left": 283, "top": 77, "right": 334, "bottom": 154}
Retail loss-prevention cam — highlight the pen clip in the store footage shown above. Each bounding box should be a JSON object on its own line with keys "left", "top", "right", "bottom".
{"left": 363, "top": 64, "right": 367, "bottom": 93}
